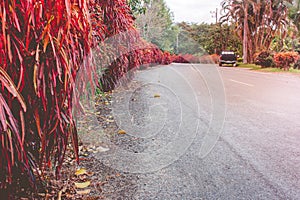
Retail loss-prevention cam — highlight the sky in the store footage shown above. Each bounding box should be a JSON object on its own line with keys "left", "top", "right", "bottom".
{"left": 164, "top": 0, "right": 224, "bottom": 24}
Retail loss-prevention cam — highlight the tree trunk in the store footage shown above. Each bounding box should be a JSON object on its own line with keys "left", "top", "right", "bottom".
{"left": 243, "top": 0, "right": 248, "bottom": 63}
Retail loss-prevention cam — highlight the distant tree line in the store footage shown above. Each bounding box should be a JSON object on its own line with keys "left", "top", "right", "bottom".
{"left": 132, "top": 0, "right": 300, "bottom": 63}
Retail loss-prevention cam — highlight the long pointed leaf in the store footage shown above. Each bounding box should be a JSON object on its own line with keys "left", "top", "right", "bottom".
{"left": 0, "top": 67, "right": 27, "bottom": 111}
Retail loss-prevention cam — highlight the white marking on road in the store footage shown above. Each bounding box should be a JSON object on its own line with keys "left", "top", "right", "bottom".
{"left": 229, "top": 79, "right": 254, "bottom": 87}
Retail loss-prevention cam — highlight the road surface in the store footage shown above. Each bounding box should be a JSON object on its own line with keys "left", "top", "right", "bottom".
{"left": 96, "top": 63, "right": 300, "bottom": 199}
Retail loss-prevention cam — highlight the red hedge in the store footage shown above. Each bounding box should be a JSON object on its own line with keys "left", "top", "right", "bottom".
{"left": 1, "top": 0, "right": 93, "bottom": 187}
{"left": 171, "top": 54, "right": 219, "bottom": 64}
{"left": 273, "top": 52, "right": 299, "bottom": 70}
{"left": 0, "top": 0, "right": 172, "bottom": 189}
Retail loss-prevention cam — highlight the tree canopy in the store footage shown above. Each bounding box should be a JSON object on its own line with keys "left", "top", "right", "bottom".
{"left": 221, "top": 0, "right": 293, "bottom": 62}
{"left": 134, "top": 0, "right": 174, "bottom": 51}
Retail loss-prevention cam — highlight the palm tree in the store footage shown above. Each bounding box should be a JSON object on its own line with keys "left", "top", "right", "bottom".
{"left": 221, "top": 0, "right": 253, "bottom": 62}
{"left": 221, "top": 0, "right": 292, "bottom": 63}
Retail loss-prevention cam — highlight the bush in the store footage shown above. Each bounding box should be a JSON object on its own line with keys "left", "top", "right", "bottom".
{"left": 273, "top": 52, "right": 299, "bottom": 70}
{"left": 254, "top": 51, "right": 275, "bottom": 68}
{"left": 171, "top": 54, "right": 218, "bottom": 64}
{"left": 294, "top": 51, "right": 300, "bottom": 70}
{"left": 171, "top": 54, "right": 190, "bottom": 63}
{"left": 237, "top": 57, "right": 243, "bottom": 62}
{"left": 1, "top": 0, "right": 92, "bottom": 188}
{"left": 294, "top": 59, "right": 300, "bottom": 69}
{"left": 1, "top": 0, "right": 171, "bottom": 191}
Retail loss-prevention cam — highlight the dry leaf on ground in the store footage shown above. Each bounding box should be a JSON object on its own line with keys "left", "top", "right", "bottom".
{"left": 118, "top": 130, "right": 126, "bottom": 134}
{"left": 76, "top": 189, "right": 91, "bottom": 195}
{"left": 75, "top": 181, "right": 91, "bottom": 189}
{"left": 75, "top": 168, "right": 87, "bottom": 176}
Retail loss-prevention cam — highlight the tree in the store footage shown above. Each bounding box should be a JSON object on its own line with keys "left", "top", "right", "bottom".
{"left": 175, "top": 22, "right": 242, "bottom": 56}
{"left": 289, "top": 0, "right": 300, "bottom": 33}
{"left": 134, "top": 0, "right": 173, "bottom": 51}
{"left": 221, "top": 0, "right": 292, "bottom": 63}
{"left": 243, "top": 0, "right": 249, "bottom": 63}
{"left": 127, "top": 0, "right": 150, "bottom": 16}
{"left": 175, "top": 22, "right": 204, "bottom": 55}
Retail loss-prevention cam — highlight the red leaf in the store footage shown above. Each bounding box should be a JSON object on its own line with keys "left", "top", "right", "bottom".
{"left": 7, "top": 34, "right": 12, "bottom": 63}
{"left": 0, "top": 97, "right": 8, "bottom": 131}
{"left": 20, "top": 110, "right": 25, "bottom": 144}
{"left": 34, "top": 109, "right": 42, "bottom": 139}
{"left": 9, "top": 4, "right": 21, "bottom": 32}
{"left": 0, "top": 67, "right": 27, "bottom": 112}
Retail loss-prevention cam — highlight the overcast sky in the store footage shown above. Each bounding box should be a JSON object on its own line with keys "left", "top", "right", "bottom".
{"left": 164, "top": 0, "right": 224, "bottom": 24}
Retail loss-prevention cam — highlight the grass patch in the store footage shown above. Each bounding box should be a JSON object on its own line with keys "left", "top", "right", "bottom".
{"left": 237, "top": 63, "right": 261, "bottom": 70}
{"left": 237, "top": 63, "right": 300, "bottom": 73}
{"left": 288, "top": 68, "right": 300, "bottom": 73}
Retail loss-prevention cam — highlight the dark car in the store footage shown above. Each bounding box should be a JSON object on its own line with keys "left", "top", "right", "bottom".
{"left": 219, "top": 51, "right": 237, "bottom": 67}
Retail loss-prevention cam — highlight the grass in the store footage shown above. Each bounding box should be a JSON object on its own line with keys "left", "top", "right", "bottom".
{"left": 237, "top": 63, "right": 261, "bottom": 70}
{"left": 237, "top": 63, "right": 300, "bottom": 73}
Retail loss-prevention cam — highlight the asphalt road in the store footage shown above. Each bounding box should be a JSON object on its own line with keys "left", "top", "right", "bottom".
{"left": 97, "top": 63, "right": 300, "bottom": 199}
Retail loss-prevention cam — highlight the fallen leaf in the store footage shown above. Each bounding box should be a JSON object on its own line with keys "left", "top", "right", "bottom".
{"left": 75, "top": 168, "right": 87, "bottom": 176}
{"left": 86, "top": 171, "right": 94, "bottom": 176}
{"left": 154, "top": 94, "right": 160, "bottom": 98}
{"left": 76, "top": 189, "right": 91, "bottom": 195}
{"left": 118, "top": 130, "right": 126, "bottom": 134}
{"left": 75, "top": 181, "right": 91, "bottom": 189}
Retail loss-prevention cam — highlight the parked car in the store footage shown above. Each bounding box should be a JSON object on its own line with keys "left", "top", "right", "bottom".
{"left": 219, "top": 51, "right": 237, "bottom": 67}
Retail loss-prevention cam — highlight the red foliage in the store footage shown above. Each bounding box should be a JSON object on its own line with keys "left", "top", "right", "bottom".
{"left": 274, "top": 52, "right": 299, "bottom": 70}
{"left": 88, "top": 0, "right": 170, "bottom": 91}
{"left": 0, "top": 0, "right": 172, "bottom": 189}
{"left": 171, "top": 54, "right": 190, "bottom": 63}
{"left": 210, "top": 54, "right": 220, "bottom": 64}
{"left": 171, "top": 54, "right": 218, "bottom": 64}
{"left": 1, "top": 0, "right": 93, "bottom": 187}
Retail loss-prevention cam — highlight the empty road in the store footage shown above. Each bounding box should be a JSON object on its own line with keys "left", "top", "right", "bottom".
{"left": 97, "top": 63, "right": 300, "bottom": 199}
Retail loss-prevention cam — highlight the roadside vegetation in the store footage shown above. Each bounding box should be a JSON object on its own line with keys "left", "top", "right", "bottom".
{"left": 134, "top": 0, "right": 300, "bottom": 68}
{"left": 238, "top": 63, "right": 300, "bottom": 73}
{"left": 0, "top": 0, "right": 172, "bottom": 197}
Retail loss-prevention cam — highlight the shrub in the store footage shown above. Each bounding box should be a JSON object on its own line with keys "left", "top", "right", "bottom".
{"left": 254, "top": 51, "right": 275, "bottom": 68}
{"left": 237, "top": 57, "right": 243, "bottom": 62}
{"left": 89, "top": 0, "right": 170, "bottom": 91}
{"left": 210, "top": 54, "right": 219, "bottom": 64}
{"left": 172, "top": 54, "right": 190, "bottom": 63}
{"left": 1, "top": 0, "right": 171, "bottom": 191}
{"left": 1, "top": 0, "right": 93, "bottom": 188}
{"left": 294, "top": 59, "right": 300, "bottom": 69}
{"left": 273, "top": 52, "right": 299, "bottom": 70}
{"left": 171, "top": 54, "right": 219, "bottom": 64}
{"left": 294, "top": 51, "right": 300, "bottom": 70}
